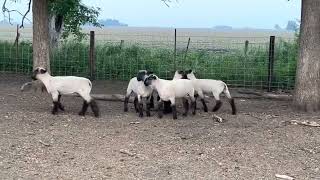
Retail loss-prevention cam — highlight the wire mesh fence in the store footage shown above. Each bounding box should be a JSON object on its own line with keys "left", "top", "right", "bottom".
{"left": 0, "top": 27, "right": 298, "bottom": 90}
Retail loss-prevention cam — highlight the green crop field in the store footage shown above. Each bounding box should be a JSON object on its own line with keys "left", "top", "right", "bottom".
{"left": 0, "top": 26, "right": 298, "bottom": 90}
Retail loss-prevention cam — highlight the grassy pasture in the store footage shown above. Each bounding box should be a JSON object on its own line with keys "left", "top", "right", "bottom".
{"left": 0, "top": 26, "right": 297, "bottom": 89}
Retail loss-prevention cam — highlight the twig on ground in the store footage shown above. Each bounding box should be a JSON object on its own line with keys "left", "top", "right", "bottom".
{"left": 289, "top": 120, "right": 320, "bottom": 127}
{"left": 119, "top": 149, "right": 136, "bottom": 157}
{"left": 38, "top": 140, "right": 51, "bottom": 147}
{"left": 275, "top": 174, "right": 294, "bottom": 180}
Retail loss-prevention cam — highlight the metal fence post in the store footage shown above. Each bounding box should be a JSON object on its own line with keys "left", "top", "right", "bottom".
{"left": 267, "top": 36, "right": 275, "bottom": 91}
{"left": 184, "top": 37, "right": 191, "bottom": 61}
{"left": 89, "top": 31, "right": 96, "bottom": 80}
{"left": 174, "top": 28, "right": 177, "bottom": 71}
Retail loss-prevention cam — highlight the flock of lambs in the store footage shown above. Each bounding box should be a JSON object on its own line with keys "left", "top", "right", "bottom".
{"left": 31, "top": 67, "right": 237, "bottom": 119}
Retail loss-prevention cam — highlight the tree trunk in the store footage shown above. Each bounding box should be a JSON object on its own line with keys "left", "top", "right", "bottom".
{"left": 49, "top": 14, "right": 63, "bottom": 49}
{"left": 32, "top": 0, "right": 50, "bottom": 72}
{"left": 293, "top": 0, "right": 320, "bottom": 111}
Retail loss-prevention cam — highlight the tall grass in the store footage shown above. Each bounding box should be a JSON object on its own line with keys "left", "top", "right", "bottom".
{"left": 0, "top": 37, "right": 298, "bottom": 89}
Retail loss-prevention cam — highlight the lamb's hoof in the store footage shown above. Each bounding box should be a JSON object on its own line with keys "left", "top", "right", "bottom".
{"left": 192, "top": 112, "right": 196, "bottom": 115}
{"left": 146, "top": 112, "right": 151, "bottom": 117}
{"left": 173, "top": 116, "right": 177, "bottom": 120}
{"left": 158, "top": 114, "right": 163, "bottom": 119}
{"left": 232, "top": 112, "right": 237, "bottom": 115}
{"left": 78, "top": 112, "right": 85, "bottom": 116}
{"left": 139, "top": 113, "right": 144, "bottom": 118}
{"left": 204, "top": 108, "right": 208, "bottom": 112}
{"left": 124, "top": 107, "right": 128, "bottom": 112}
{"left": 182, "top": 113, "right": 187, "bottom": 117}
{"left": 135, "top": 109, "right": 139, "bottom": 113}
{"left": 59, "top": 105, "right": 65, "bottom": 111}
{"left": 52, "top": 111, "right": 58, "bottom": 115}
{"left": 94, "top": 114, "right": 100, "bottom": 118}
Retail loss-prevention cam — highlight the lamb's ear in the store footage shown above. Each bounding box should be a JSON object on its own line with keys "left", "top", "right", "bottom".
{"left": 178, "top": 70, "right": 184, "bottom": 74}
{"left": 186, "top": 69, "right": 193, "bottom": 74}
{"left": 147, "top": 71, "right": 153, "bottom": 75}
{"left": 40, "top": 69, "right": 47, "bottom": 74}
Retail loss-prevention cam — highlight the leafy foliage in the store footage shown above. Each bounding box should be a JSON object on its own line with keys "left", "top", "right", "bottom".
{"left": 49, "top": 0, "right": 102, "bottom": 40}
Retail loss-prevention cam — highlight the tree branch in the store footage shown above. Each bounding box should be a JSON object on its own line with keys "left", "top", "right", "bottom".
{"left": 20, "top": 0, "right": 32, "bottom": 28}
{"left": 2, "top": 0, "right": 32, "bottom": 27}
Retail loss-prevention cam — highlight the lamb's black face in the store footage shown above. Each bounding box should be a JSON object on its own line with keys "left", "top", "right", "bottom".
{"left": 31, "top": 67, "right": 47, "bottom": 80}
{"left": 137, "top": 70, "right": 153, "bottom": 81}
{"left": 177, "top": 70, "right": 188, "bottom": 79}
{"left": 144, "top": 74, "right": 157, "bottom": 86}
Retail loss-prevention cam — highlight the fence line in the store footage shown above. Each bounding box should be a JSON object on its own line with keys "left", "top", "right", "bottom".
{"left": 0, "top": 28, "right": 297, "bottom": 90}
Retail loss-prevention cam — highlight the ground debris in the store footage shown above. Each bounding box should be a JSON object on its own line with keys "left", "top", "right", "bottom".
{"left": 38, "top": 140, "right": 51, "bottom": 147}
{"left": 129, "top": 121, "right": 140, "bottom": 125}
{"left": 119, "top": 149, "right": 136, "bottom": 157}
{"left": 286, "top": 120, "right": 320, "bottom": 127}
{"left": 275, "top": 174, "right": 294, "bottom": 180}
{"left": 212, "top": 114, "right": 223, "bottom": 123}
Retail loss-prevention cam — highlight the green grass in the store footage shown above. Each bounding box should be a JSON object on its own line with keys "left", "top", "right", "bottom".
{"left": 0, "top": 38, "right": 298, "bottom": 90}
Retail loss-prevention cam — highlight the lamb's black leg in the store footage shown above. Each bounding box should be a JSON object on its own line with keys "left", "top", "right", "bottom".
{"left": 163, "top": 101, "right": 172, "bottom": 114}
{"left": 52, "top": 101, "right": 59, "bottom": 115}
{"left": 79, "top": 101, "right": 89, "bottom": 116}
{"left": 229, "top": 98, "right": 237, "bottom": 115}
{"left": 157, "top": 100, "right": 164, "bottom": 118}
{"left": 201, "top": 99, "right": 208, "bottom": 112}
{"left": 171, "top": 104, "right": 177, "bottom": 119}
{"left": 138, "top": 102, "right": 144, "bottom": 117}
{"left": 124, "top": 96, "right": 129, "bottom": 112}
{"left": 134, "top": 96, "right": 139, "bottom": 113}
{"left": 212, "top": 100, "right": 222, "bottom": 112}
{"left": 149, "top": 95, "right": 154, "bottom": 109}
{"left": 58, "top": 94, "right": 65, "bottom": 111}
{"left": 191, "top": 100, "right": 196, "bottom": 115}
{"left": 182, "top": 99, "right": 189, "bottom": 116}
{"left": 146, "top": 96, "right": 152, "bottom": 117}
{"left": 90, "top": 99, "right": 100, "bottom": 117}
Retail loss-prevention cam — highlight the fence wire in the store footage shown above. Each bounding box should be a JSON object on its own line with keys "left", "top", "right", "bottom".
{"left": 0, "top": 28, "right": 297, "bottom": 90}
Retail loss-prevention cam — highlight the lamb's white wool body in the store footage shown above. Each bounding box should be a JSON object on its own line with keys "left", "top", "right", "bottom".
{"left": 38, "top": 75, "right": 93, "bottom": 102}
{"left": 125, "top": 77, "right": 153, "bottom": 99}
{"left": 32, "top": 67, "right": 99, "bottom": 117}
{"left": 186, "top": 70, "right": 236, "bottom": 114}
{"left": 151, "top": 78, "right": 194, "bottom": 104}
{"left": 144, "top": 74, "right": 196, "bottom": 119}
{"left": 124, "top": 70, "right": 155, "bottom": 117}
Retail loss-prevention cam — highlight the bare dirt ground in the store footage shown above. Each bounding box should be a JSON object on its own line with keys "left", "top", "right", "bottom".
{"left": 0, "top": 74, "right": 319, "bottom": 180}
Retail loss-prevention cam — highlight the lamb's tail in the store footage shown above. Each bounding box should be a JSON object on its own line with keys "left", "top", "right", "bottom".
{"left": 88, "top": 80, "right": 92, "bottom": 89}
{"left": 223, "top": 83, "right": 237, "bottom": 115}
{"left": 223, "top": 83, "right": 232, "bottom": 99}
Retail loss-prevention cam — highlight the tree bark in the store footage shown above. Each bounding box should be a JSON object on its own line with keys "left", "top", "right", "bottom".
{"left": 293, "top": 0, "right": 320, "bottom": 112}
{"left": 49, "top": 14, "right": 63, "bottom": 49}
{"left": 32, "top": 0, "right": 50, "bottom": 72}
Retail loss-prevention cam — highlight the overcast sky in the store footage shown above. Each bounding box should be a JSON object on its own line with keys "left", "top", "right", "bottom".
{"left": 2, "top": 0, "right": 301, "bottom": 29}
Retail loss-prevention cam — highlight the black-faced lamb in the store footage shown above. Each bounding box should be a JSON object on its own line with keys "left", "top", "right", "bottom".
{"left": 31, "top": 67, "right": 100, "bottom": 117}
{"left": 144, "top": 74, "right": 196, "bottom": 119}
{"left": 124, "top": 70, "right": 154, "bottom": 117}
{"left": 158, "top": 70, "right": 187, "bottom": 114}
{"left": 185, "top": 69, "right": 236, "bottom": 115}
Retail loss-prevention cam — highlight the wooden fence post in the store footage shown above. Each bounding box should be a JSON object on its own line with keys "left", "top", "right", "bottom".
{"left": 89, "top": 31, "right": 96, "bottom": 80}
{"left": 267, "top": 36, "right": 275, "bottom": 92}
{"left": 244, "top": 40, "right": 249, "bottom": 55}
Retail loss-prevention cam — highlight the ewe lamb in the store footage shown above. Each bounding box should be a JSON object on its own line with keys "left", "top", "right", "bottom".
{"left": 124, "top": 70, "right": 154, "bottom": 117}
{"left": 144, "top": 74, "right": 196, "bottom": 119}
{"left": 185, "top": 69, "right": 236, "bottom": 115}
{"left": 31, "top": 67, "right": 99, "bottom": 117}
